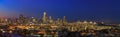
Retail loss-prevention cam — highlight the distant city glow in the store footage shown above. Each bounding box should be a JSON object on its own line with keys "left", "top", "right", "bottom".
{"left": 0, "top": 0, "right": 120, "bottom": 37}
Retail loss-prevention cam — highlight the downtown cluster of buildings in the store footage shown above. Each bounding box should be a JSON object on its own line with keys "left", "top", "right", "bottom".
{"left": 0, "top": 12, "right": 119, "bottom": 32}
{"left": 0, "top": 12, "right": 120, "bottom": 37}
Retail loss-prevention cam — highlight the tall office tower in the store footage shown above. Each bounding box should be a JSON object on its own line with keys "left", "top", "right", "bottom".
{"left": 63, "top": 16, "right": 67, "bottom": 25}
{"left": 19, "top": 14, "right": 24, "bottom": 20}
{"left": 60, "top": 19, "right": 63, "bottom": 24}
{"left": 56, "top": 18, "right": 60, "bottom": 25}
{"left": 19, "top": 14, "right": 25, "bottom": 24}
{"left": 49, "top": 16, "right": 53, "bottom": 24}
{"left": 31, "top": 17, "right": 36, "bottom": 23}
{"left": 42, "top": 11, "right": 47, "bottom": 23}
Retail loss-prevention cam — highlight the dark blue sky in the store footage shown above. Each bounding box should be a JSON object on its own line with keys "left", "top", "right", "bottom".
{"left": 0, "top": 0, "right": 120, "bottom": 24}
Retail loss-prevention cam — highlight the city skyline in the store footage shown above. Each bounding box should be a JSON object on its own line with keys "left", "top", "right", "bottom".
{"left": 0, "top": 0, "right": 120, "bottom": 37}
{"left": 0, "top": 11, "right": 117, "bottom": 24}
{"left": 0, "top": 11, "right": 119, "bottom": 24}
{"left": 0, "top": 0, "right": 120, "bottom": 24}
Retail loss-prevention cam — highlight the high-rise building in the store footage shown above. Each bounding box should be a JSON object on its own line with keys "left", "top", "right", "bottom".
{"left": 49, "top": 16, "right": 53, "bottom": 23}
{"left": 63, "top": 16, "right": 67, "bottom": 25}
{"left": 19, "top": 14, "right": 24, "bottom": 20}
{"left": 42, "top": 11, "right": 47, "bottom": 23}
{"left": 31, "top": 17, "right": 36, "bottom": 23}
{"left": 56, "top": 18, "right": 60, "bottom": 25}
{"left": 19, "top": 14, "right": 26, "bottom": 24}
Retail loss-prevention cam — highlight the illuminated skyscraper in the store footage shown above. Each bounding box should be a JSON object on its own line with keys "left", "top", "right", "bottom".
{"left": 63, "top": 16, "right": 66, "bottom": 21}
{"left": 42, "top": 11, "right": 47, "bottom": 23}
{"left": 56, "top": 18, "right": 60, "bottom": 25}
{"left": 63, "top": 16, "right": 67, "bottom": 24}
{"left": 31, "top": 17, "right": 36, "bottom": 22}
{"left": 49, "top": 16, "right": 53, "bottom": 23}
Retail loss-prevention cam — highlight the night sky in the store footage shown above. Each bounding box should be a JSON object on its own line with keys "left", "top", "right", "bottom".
{"left": 0, "top": 0, "right": 120, "bottom": 24}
